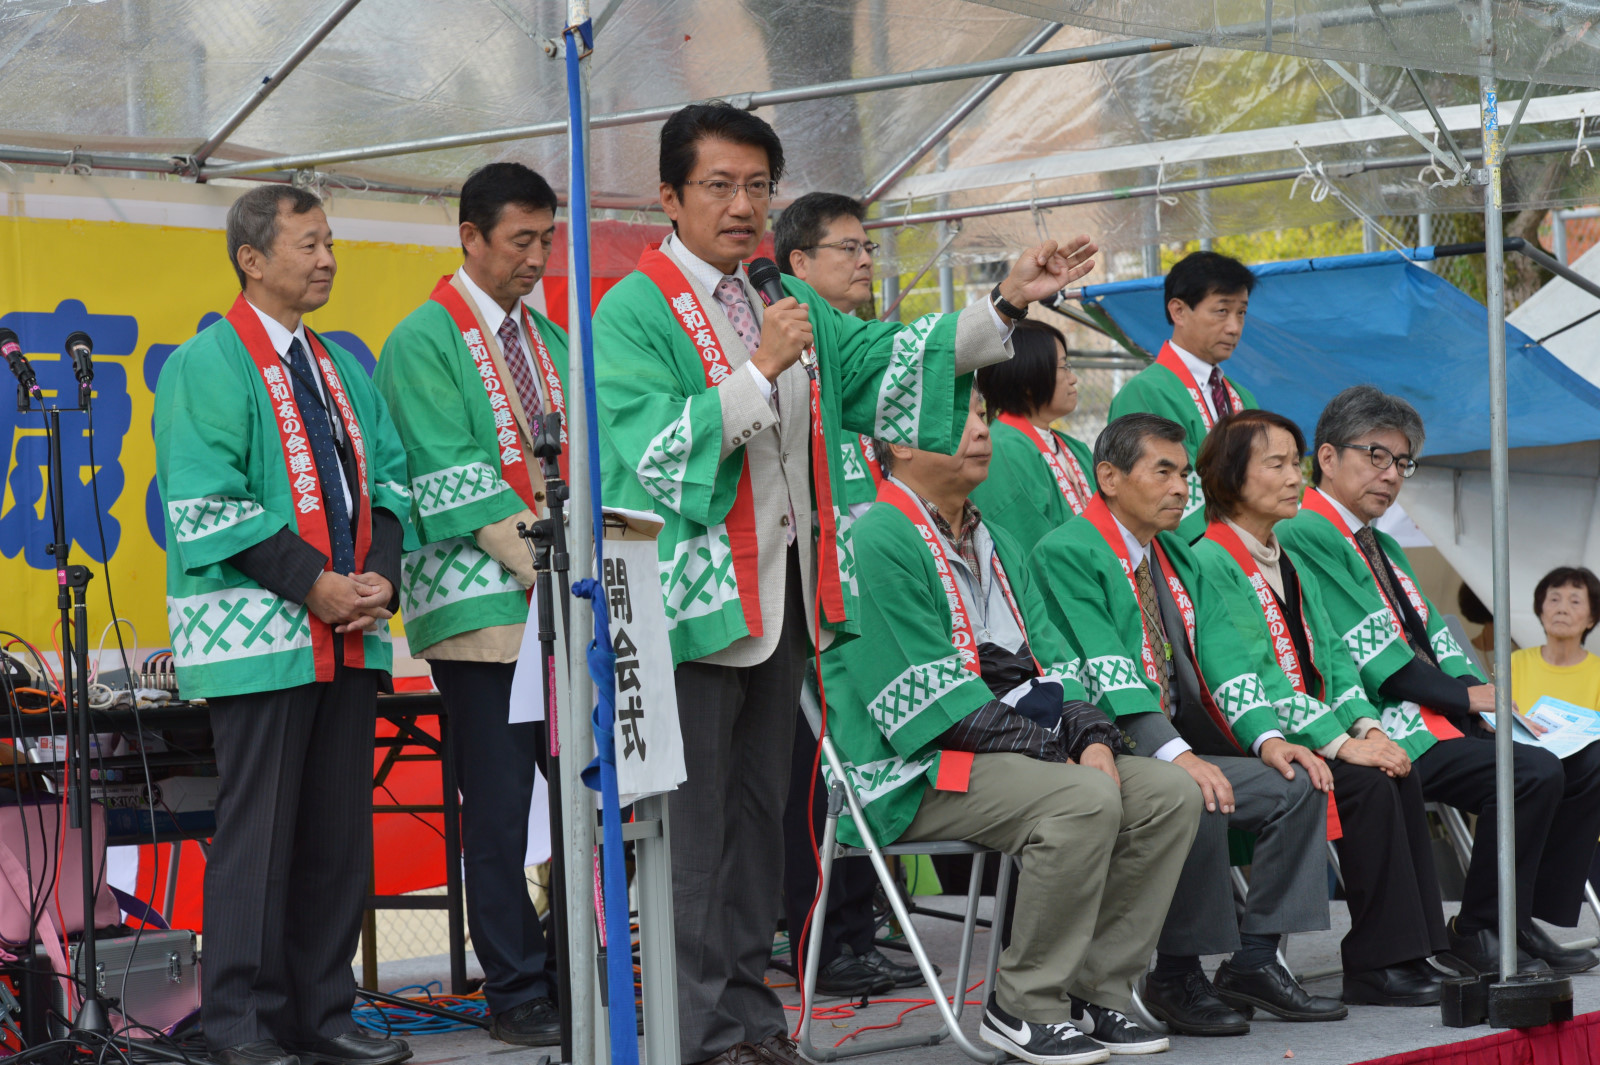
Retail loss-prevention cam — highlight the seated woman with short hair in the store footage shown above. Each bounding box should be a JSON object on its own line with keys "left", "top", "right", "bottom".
{"left": 1510, "top": 565, "right": 1600, "bottom": 891}
{"left": 1193, "top": 408, "right": 1449, "bottom": 1006}
{"left": 971, "top": 319, "right": 1097, "bottom": 554}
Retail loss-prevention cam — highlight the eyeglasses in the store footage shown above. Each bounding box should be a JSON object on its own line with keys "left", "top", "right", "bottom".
{"left": 1334, "top": 442, "right": 1418, "bottom": 478}
{"left": 806, "top": 238, "right": 880, "bottom": 257}
{"left": 683, "top": 179, "right": 777, "bottom": 201}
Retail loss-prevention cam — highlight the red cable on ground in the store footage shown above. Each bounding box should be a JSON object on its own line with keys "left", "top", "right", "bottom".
{"left": 788, "top": 560, "right": 831, "bottom": 1039}
{"left": 781, "top": 980, "right": 985, "bottom": 1046}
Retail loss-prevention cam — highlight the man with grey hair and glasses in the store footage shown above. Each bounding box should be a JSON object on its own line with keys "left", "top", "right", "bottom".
{"left": 1280, "top": 384, "right": 1600, "bottom": 978}
{"left": 154, "top": 184, "right": 415, "bottom": 1065}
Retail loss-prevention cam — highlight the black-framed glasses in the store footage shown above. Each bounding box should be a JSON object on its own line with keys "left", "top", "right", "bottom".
{"left": 1334, "top": 442, "right": 1418, "bottom": 478}
{"left": 806, "top": 238, "right": 880, "bottom": 257}
{"left": 683, "top": 179, "right": 777, "bottom": 201}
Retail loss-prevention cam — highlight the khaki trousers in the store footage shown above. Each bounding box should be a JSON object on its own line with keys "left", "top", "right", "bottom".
{"left": 900, "top": 753, "right": 1200, "bottom": 1022}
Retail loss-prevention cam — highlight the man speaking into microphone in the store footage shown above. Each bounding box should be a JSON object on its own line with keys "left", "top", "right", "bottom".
{"left": 593, "top": 101, "right": 1097, "bottom": 1065}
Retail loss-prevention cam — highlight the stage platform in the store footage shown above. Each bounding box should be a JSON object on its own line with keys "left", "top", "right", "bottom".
{"left": 366, "top": 897, "right": 1600, "bottom": 1065}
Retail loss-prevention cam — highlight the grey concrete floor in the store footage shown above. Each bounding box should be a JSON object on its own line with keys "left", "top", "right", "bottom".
{"left": 366, "top": 898, "right": 1600, "bottom": 1065}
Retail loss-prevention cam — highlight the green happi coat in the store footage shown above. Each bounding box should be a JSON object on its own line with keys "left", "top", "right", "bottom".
{"left": 596, "top": 270, "right": 969, "bottom": 665}
{"left": 155, "top": 317, "right": 416, "bottom": 699}
{"left": 819, "top": 502, "right": 1093, "bottom": 847}
{"left": 1108, "top": 362, "right": 1258, "bottom": 542}
{"left": 971, "top": 419, "right": 1097, "bottom": 556}
{"left": 1032, "top": 514, "right": 1322, "bottom": 754}
{"left": 1191, "top": 537, "right": 1381, "bottom": 750}
{"left": 373, "top": 295, "right": 567, "bottom": 653}
{"left": 839, "top": 436, "right": 882, "bottom": 508}
{"left": 1278, "top": 507, "right": 1482, "bottom": 760}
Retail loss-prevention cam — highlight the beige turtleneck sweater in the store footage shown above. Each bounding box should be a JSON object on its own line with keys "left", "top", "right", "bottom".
{"left": 1224, "top": 518, "right": 1383, "bottom": 757}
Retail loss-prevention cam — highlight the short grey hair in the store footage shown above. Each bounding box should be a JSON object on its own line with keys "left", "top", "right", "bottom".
{"left": 1312, "top": 385, "right": 1426, "bottom": 485}
{"left": 1093, "top": 412, "right": 1188, "bottom": 477}
{"left": 225, "top": 185, "right": 323, "bottom": 290}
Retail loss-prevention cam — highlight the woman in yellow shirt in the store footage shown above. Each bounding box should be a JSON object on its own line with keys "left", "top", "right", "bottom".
{"left": 1511, "top": 566, "right": 1600, "bottom": 714}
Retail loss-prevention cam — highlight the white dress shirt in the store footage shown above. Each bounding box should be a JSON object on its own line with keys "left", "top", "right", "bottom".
{"left": 1169, "top": 340, "right": 1225, "bottom": 423}
{"left": 247, "top": 300, "right": 352, "bottom": 514}
{"left": 1323, "top": 491, "right": 1367, "bottom": 534}
{"left": 457, "top": 266, "right": 547, "bottom": 411}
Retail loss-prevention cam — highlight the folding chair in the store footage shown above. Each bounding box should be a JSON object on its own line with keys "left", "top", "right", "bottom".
{"left": 795, "top": 686, "right": 1010, "bottom": 1063}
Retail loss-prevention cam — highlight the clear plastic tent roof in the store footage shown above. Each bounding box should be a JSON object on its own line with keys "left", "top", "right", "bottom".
{"left": 1, "top": 0, "right": 1598, "bottom": 267}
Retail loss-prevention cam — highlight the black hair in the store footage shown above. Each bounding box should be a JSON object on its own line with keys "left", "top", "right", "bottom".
{"left": 659, "top": 102, "right": 786, "bottom": 196}
{"left": 1094, "top": 413, "right": 1188, "bottom": 477}
{"left": 459, "top": 162, "right": 558, "bottom": 246}
{"left": 775, "top": 192, "right": 865, "bottom": 275}
{"left": 1164, "top": 250, "right": 1256, "bottom": 324}
{"left": 976, "top": 319, "right": 1070, "bottom": 417}
{"left": 1534, "top": 566, "right": 1600, "bottom": 641}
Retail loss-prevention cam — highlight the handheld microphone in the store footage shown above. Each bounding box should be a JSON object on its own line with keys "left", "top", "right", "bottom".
{"left": 745, "top": 257, "right": 818, "bottom": 374}
{"left": 0, "top": 328, "right": 38, "bottom": 394}
{"left": 64, "top": 330, "right": 93, "bottom": 387}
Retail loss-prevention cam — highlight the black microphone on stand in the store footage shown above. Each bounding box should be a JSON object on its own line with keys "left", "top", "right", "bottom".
{"left": 64, "top": 330, "right": 94, "bottom": 390}
{"left": 1, "top": 327, "right": 37, "bottom": 392}
{"left": 746, "top": 257, "right": 818, "bottom": 376}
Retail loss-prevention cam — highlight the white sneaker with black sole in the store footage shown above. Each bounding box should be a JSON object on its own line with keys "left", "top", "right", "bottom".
{"left": 1070, "top": 996, "right": 1170, "bottom": 1055}
{"left": 980, "top": 995, "right": 1111, "bottom": 1065}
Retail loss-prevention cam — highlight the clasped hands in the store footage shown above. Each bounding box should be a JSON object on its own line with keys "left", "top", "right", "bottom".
{"left": 305, "top": 570, "right": 395, "bottom": 633}
{"left": 750, "top": 235, "right": 1100, "bottom": 383}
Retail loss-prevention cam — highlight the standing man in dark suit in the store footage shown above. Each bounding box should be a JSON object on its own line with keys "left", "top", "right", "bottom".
{"left": 375, "top": 162, "right": 569, "bottom": 1046}
{"left": 154, "top": 185, "right": 416, "bottom": 1065}
{"left": 772, "top": 191, "right": 920, "bottom": 996}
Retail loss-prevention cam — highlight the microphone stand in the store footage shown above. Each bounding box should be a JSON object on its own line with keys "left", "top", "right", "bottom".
{"left": 517, "top": 412, "right": 573, "bottom": 1062}
{"left": 18, "top": 367, "right": 109, "bottom": 1036}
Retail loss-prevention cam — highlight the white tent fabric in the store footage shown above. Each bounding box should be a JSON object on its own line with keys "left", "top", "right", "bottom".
{"left": 1403, "top": 244, "right": 1600, "bottom": 653}
{"left": 2, "top": 1, "right": 1599, "bottom": 266}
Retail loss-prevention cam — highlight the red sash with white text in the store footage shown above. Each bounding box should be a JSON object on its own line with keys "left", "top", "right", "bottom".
{"left": 1157, "top": 341, "right": 1241, "bottom": 431}
{"left": 997, "top": 413, "right": 1091, "bottom": 515}
{"left": 522, "top": 304, "right": 570, "bottom": 484}
{"left": 1300, "top": 489, "right": 1462, "bottom": 740}
{"left": 228, "top": 295, "right": 373, "bottom": 679}
{"left": 858, "top": 435, "right": 884, "bottom": 484}
{"left": 878, "top": 479, "right": 1039, "bottom": 792}
{"left": 429, "top": 277, "right": 544, "bottom": 510}
{"left": 1206, "top": 522, "right": 1343, "bottom": 839}
{"left": 1083, "top": 496, "right": 1241, "bottom": 751}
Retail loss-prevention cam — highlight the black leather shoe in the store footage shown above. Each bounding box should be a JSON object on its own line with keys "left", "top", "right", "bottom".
{"left": 1214, "top": 959, "right": 1348, "bottom": 1022}
{"left": 858, "top": 947, "right": 931, "bottom": 989}
{"left": 815, "top": 951, "right": 894, "bottom": 997}
{"left": 211, "top": 1042, "right": 300, "bottom": 1065}
{"left": 1342, "top": 960, "right": 1443, "bottom": 1006}
{"left": 1439, "top": 918, "right": 1552, "bottom": 977}
{"left": 1140, "top": 970, "right": 1250, "bottom": 1036}
{"left": 294, "top": 1032, "right": 409, "bottom": 1065}
{"left": 489, "top": 997, "right": 562, "bottom": 1047}
{"left": 1518, "top": 924, "right": 1600, "bottom": 975}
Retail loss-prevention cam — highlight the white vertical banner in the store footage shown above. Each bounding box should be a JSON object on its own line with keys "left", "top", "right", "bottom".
{"left": 601, "top": 509, "right": 686, "bottom": 805}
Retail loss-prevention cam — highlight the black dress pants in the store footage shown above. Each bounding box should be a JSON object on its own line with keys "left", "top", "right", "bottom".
{"left": 202, "top": 667, "right": 377, "bottom": 1051}
{"left": 782, "top": 712, "right": 879, "bottom": 967}
{"left": 429, "top": 658, "right": 557, "bottom": 1014}
{"left": 1414, "top": 726, "right": 1600, "bottom": 930}
{"left": 1329, "top": 760, "right": 1448, "bottom": 972}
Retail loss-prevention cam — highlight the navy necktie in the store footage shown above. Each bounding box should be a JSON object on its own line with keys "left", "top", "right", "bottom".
{"left": 285, "top": 337, "right": 355, "bottom": 575}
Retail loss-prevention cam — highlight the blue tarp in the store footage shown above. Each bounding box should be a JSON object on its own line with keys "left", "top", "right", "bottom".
{"left": 1080, "top": 248, "right": 1600, "bottom": 457}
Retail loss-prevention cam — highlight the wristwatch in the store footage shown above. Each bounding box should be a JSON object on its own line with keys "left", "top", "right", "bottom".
{"left": 990, "top": 283, "right": 1028, "bottom": 322}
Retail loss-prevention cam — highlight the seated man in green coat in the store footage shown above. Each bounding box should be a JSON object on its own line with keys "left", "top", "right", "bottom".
{"left": 823, "top": 392, "right": 1201, "bottom": 1065}
{"left": 1032, "top": 413, "right": 1345, "bottom": 1037}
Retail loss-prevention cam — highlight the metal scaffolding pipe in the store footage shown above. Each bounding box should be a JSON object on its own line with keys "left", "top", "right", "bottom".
{"left": 201, "top": 36, "right": 1182, "bottom": 178}
{"left": 862, "top": 133, "right": 1600, "bottom": 231}
{"left": 860, "top": 21, "right": 1070, "bottom": 204}
{"left": 191, "top": 0, "right": 367, "bottom": 167}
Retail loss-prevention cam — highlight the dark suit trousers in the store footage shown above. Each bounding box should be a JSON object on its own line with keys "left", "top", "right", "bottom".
{"left": 1330, "top": 760, "right": 1448, "bottom": 972}
{"left": 202, "top": 667, "right": 377, "bottom": 1051}
{"left": 783, "top": 712, "right": 878, "bottom": 966}
{"left": 429, "top": 659, "right": 556, "bottom": 1013}
{"left": 671, "top": 550, "right": 805, "bottom": 1063}
{"left": 1416, "top": 727, "right": 1600, "bottom": 930}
